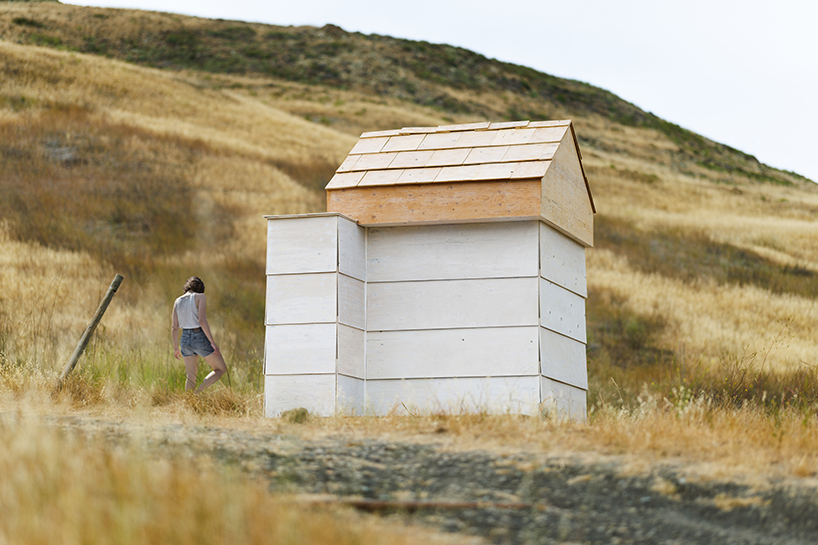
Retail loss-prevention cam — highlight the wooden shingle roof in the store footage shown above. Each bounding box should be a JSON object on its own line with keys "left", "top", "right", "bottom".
{"left": 326, "top": 120, "right": 595, "bottom": 247}
{"left": 327, "top": 120, "right": 594, "bottom": 209}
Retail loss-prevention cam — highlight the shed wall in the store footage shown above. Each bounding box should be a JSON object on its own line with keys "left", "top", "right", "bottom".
{"left": 264, "top": 215, "right": 588, "bottom": 418}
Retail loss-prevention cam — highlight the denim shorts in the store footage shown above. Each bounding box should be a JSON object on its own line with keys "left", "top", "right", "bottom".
{"left": 180, "top": 328, "right": 214, "bottom": 358}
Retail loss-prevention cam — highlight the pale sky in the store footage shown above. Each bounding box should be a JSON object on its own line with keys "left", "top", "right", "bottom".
{"left": 63, "top": 0, "right": 818, "bottom": 183}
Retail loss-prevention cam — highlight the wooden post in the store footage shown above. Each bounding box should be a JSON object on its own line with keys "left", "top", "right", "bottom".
{"left": 54, "top": 273, "right": 124, "bottom": 393}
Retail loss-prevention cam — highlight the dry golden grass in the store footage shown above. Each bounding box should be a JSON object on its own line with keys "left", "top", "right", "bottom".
{"left": 0, "top": 412, "right": 467, "bottom": 545}
{"left": 3, "top": 7, "right": 818, "bottom": 500}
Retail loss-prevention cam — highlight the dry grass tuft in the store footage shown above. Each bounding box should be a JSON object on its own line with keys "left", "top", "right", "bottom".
{"left": 0, "top": 415, "right": 455, "bottom": 545}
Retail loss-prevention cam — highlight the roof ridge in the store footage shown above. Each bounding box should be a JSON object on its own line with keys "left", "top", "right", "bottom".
{"left": 360, "top": 120, "right": 572, "bottom": 139}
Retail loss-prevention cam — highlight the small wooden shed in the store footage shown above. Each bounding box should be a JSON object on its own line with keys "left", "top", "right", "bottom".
{"left": 264, "top": 120, "right": 594, "bottom": 419}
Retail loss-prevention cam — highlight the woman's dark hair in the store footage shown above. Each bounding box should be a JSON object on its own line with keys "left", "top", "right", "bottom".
{"left": 183, "top": 276, "right": 205, "bottom": 294}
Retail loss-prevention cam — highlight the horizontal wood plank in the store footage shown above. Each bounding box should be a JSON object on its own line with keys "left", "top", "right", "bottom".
{"left": 540, "top": 327, "right": 587, "bottom": 389}
{"left": 264, "top": 324, "right": 337, "bottom": 375}
{"left": 349, "top": 136, "right": 389, "bottom": 155}
{"left": 337, "top": 375, "right": 365, "bottom": 415}
{"left": 266, "top": 273, "right": 337, "bottom": 325}
{"left": 540, "top": 278, "right": 586, "bottom": 342}
{"left": 338, "top": 216, "right": 366, "bottom": 281}
{"left": 266, "top": 216, "right": 337, "bottom": 275}
{"left": 382, "top": 134, "right": 426, "bottom": 152}
{"left": 326, "top": 171, "right": 364, "bottom": 189}
{"left": 540, "top": 222, "right": 587, "bottom": 296}
{"left": 264, "top": 374, "right": 336, "bottom": 417}
{"left": 540, "top": 376, "right": 587, "bottom": 421}
{"left": 338, "top": 275, "right": 365, "bottom": 329}
{"left": 366, "top": 221, "right": 538, "bottom": 282}
{"left": 366, "top": 327, "right": 539, "bottom": 379}
{"left": 327, "top": 181, "right": 542, "bottom": 226}
{"left": 367, "top": 277, "right": 539, "bottom": 331}
{"left": 338, "top": 325, "right": 365, "bottom": 378}
{"left": 366, "top": 376, "right": 540, "bottom": 415}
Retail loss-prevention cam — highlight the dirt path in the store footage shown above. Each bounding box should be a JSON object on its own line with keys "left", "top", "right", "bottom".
{"left": 44, "top": 416, "right": 818, "bottom": 544}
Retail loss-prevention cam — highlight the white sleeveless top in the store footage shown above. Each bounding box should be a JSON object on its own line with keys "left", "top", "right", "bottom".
{"left": 174, "top": 292, "right": 201, "bottom": 329}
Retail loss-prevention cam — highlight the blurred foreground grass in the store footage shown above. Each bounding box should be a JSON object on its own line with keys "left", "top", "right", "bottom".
{"left": 0, "top": 413, "right": 458, "bottom": 545}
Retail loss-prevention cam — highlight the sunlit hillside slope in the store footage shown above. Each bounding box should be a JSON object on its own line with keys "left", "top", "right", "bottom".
{"left": 2, "top": 2, "right": 818, "bottom": 399}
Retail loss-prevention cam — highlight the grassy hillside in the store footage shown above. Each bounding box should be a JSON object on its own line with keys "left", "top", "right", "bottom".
{"left": 2, "top": 2, "right": 818, "bottom": 411}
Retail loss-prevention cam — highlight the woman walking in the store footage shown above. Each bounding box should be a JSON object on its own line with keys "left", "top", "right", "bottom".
{"left": 171, "top": 276, "right": 227, "bottom": 392}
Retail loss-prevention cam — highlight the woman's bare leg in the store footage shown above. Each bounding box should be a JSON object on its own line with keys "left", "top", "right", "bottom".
{"left": 196, "top": 352, "right": 227, "bottom": 392}
{"left": 183, "top": 355, "right": 199, "bottom": 391}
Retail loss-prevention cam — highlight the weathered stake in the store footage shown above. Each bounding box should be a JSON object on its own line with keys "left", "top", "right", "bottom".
{"left": 54, "top": 273, "right": 124, "bottom": 394}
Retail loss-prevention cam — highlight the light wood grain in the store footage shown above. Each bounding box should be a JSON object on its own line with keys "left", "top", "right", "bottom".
{"left": 366, "top": 327, "right": 539, "bottom": 379}
{"left": 528, "top": 120, "right": 571, "bottom": 128}
{"left": 436, "top": 122, "right": 490, "bottom": 132}
{"left": 336, "top": 154, "right": 360, "bottom": 172}
{"left": 264, "top": 374, "right": 336, "bottom": 417}
{"left": 426, "top": 148, "right": 471, "bottom": 167}
{"left": 531, "top": 126, "right": 570, "bottom": 143}
{"left": 540, "top": 327, "right": 587, "bottom": 389}
{"left": 338, "top": 274, "right": 365, "bottom": 329}
{"left": 382, "top": 134, "right": 426, "bottom": 152}
{"left": 359, "top": 169, "right": 403, "bottom": 186}
{"left": 326, "top": 171, "right": 364, "bottom": 189}
{"left": 540, "top": 222, "right": 587, "bottom": 296}
{"left": 360, "top": 129, "right": 401, "bottom": 138}
{"left": 337, "top": 375, "right": 365, "bottom": 415}
{"left": 327, "top": 181, "right": 542, "bottom": 225}
{"left": 540, "top": 376, "right": 587, "bottom": 421}
{"left": 510, "top": 161, "right": 550, "bottom": 179}
{"left": 366, "top": 221, "right": 538, "bottom": 282}
{"left": 489, "top": 121, "right": 530, "bottom": 130}
{"left": 266, "top": 273, "right": 337, "bottom": 325}
{"left": 434, "top": 165, "right": 481, "bottom": 182}
{"left": 464, "top": 146, "right": 509, "bottom": 164}
{"left": 366, "top": 376, "right": 540, "bottom": 415}
{"left": 503, "top": 143, "right": 559, "bottom": 162}
{"left": 351, "top": 152, "right": 398, "bottom": 171}
{"left": 338, "top": 216, "right": 366, "bottom": 281}
{"left": 396, "top": 167, "right": 442, "bottom": 184}
{"left": 455, "top": 131, "right": 498, "bottom": 148}
{"left": 338, "top": 324, "right": 365, "bottom": 378}
{"left": 491, "top": 128, "right": 536, "bottom": 146}
{"left": 474, "top": 162, "right": 516, "bottom": 180}
{"left": 416, "top": 132, "right": 462, "bottom": 150}
{"left": 349, "top": 136, "right": 389, "bottom": 155}
{"left": 367, "top": 277, "right": 539, "bottom": 331}
{"left": 541, "top": 130, "right": 594, "bottom": 247}
{"left": 264, "top": 323, "right": 337, "bottom": 375}
{"left": 540, "top": 278, "right": 586, "bottom": 342}
{"left": 390, "top": 150, "right": 434, "bottom": 168}
{"left": 266, "top": 216, "right": 337, "bottom": 275}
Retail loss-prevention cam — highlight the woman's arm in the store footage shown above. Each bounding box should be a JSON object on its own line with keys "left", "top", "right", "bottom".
{"left": 197, "top": 293, "right": 221, "bottom": 356}
{"left": 171, "top": 304, "right": 181, "bottom": 360}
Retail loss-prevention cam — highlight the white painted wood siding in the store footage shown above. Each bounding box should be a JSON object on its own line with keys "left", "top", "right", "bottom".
{"left": 337, "top": 325, "right": 365, "bottom": 378}
{"left": 540, "top": 223, "right": 587, "bottom": 297}
{"left": 540, "top": 376, "right": 587, "bottom": 421}
{"left": 367, "top": 222, "right": 538, "bottom": 282}
{"left": 265, "top": 323, "right": 336, "bottom": 375}
{"left": 366, "top": 327, "right": 539, "bottom": 379}
{"left": 266, "top": 216, "right": 338, "bottom": 275}
{"left": 366, "top": 376, "right": 540, "bottom": 415}
{"left": 339, "top": 217, "right": 366, "bottom": 281}
{"left": 367, "top": 278, "right": 539, "bottom": 331}
{"left": 266, "top": 273, "right": 337, "bottom": 325}
{"left": 540, "top": 327, "right": 588, "bottom": 389}
{"left": 338, "top": 274, "right": 365, "bottom": 329}
{"left": 264, "top": 374, "right": 336, "bottom": 417}
{"left": 337, "top": 375, "right": 365, "bottom": 415}
{"left": 539, "top": 278, "right": 586, "bottom": 342}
